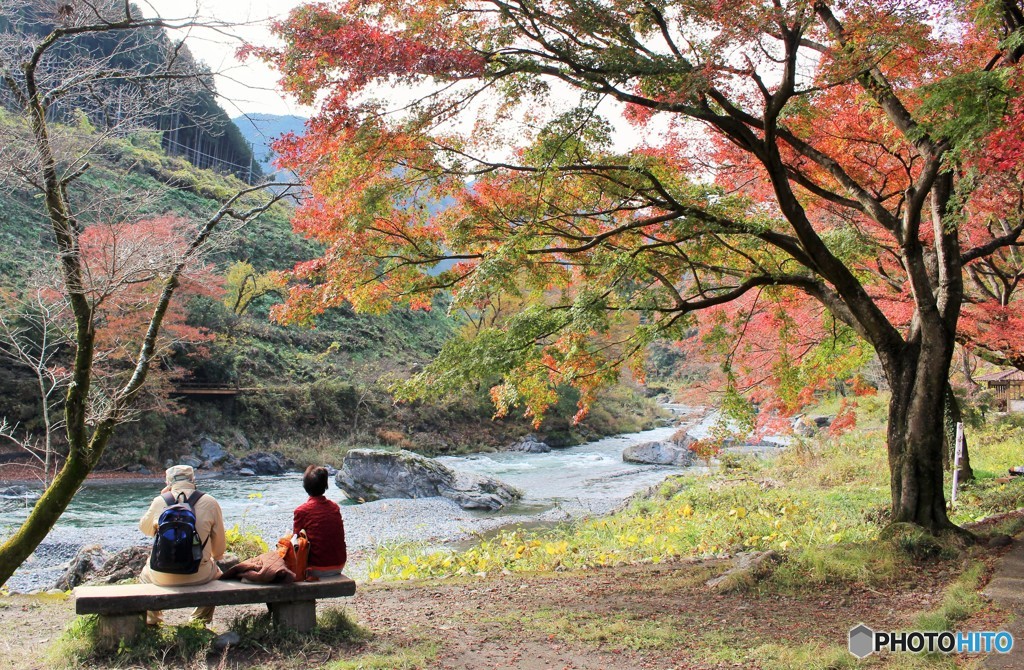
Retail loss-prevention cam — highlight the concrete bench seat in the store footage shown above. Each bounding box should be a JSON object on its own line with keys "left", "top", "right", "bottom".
{"left": 74, "top": 575, "right": 356, "bottom": 644}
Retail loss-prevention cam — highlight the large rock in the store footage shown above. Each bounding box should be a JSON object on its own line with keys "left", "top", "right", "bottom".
{"left": 239, "top": 451, "right": 290, "bottom": 476}
{"left": 508, "top": 434, "right": 551, "bottom": 453}
{"left": 90, "top": 545, "right": 150, "bottom": 584}
{"left": 336, "top": 449, "right": 523, "bottom": 511}
{"left": 179, "top": 455, "right": 203, "bottom": 469}
{"left": 791, "top": 414, "right": 817, "bottom": 437}
{"left": 706, "top": 550, "right": 783, "bottom": 592}
{"left": 55, "top": 544, "right": 108, "bottom": 590}
{"left": 198, "top": 436, "right": 231, "bottom": 466}
{"left": 622, "top": 440, "right": 695, "bottom": 466}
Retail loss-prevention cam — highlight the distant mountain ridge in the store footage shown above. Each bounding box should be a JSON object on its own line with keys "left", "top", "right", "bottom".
{"left": 232, "top": 114, "right": 307, "bottom": 182}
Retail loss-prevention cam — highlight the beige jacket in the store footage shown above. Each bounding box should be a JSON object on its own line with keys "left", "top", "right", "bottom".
{"left": 139, "top": 482, "right": 227, "bottom": 586}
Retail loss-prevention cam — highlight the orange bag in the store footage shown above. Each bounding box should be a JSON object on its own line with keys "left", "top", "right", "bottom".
{"left": 276, "top": 530, "right": 310, "bottom": 582}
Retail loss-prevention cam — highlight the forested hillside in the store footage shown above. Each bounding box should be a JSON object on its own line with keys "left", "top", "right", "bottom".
{"left": 0, "top": 116, "right": 658, "bottom": 469}
{"left": 0, "top": 4, "right": 261, "bottom": 183}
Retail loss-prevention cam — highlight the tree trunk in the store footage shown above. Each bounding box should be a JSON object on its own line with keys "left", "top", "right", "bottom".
{"left": 885, "top": 339, "right": 958, "bottom": 534}
{"left": 0, "top": 451, "right": 93, "bottom": 587}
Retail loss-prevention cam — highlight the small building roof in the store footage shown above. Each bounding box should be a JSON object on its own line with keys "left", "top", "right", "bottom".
{"left": 977, "top": 369, "right": 1024, "bottom": 383}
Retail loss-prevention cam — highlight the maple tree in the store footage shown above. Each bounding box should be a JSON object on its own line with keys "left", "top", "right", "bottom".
{"left": 0, "top": 2, "right": 296, "bottom": 587}
{"left": 260, "top": 0, "right": 1024, "bottom": 534}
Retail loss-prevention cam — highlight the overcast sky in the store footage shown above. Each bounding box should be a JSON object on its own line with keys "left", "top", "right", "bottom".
{"left": 141, "top": 0, "right": 309, "bottom": 118}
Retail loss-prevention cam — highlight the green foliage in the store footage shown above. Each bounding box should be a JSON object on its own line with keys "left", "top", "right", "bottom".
{"left": 916, "top": 70, "right": 1012, "bottom": 154}
{"left": 222, "top": 261, "right": 286, "bottom": 316}
{"left": 393, "top": 305, "right": 566, "bottom": 402}
{"left": 225, "top": 523, "right": 269, "bottom": 558}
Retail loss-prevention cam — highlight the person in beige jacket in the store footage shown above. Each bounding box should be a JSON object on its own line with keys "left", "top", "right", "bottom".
{"left": 139, "top": 465, "right": 227, "bottom": 625}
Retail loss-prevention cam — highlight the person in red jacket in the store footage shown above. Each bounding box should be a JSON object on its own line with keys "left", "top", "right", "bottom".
{"left": 293, "top": 465, "right": 347, "bottom": 577}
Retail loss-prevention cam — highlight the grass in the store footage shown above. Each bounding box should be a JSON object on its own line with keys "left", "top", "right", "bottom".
{"left": 49, "top": 607, "right": 369, "bottom": 669}
{"left": 914, "top": 560, "right": 988, "bottom": 632}
{"left": 504, "top": 607, "right": 860, "bottom": 670}
{"left": 367, "top": 429, "right": 891, "bottom": 582}
{"left": 327, "top": 640, "right": 440, "bottom": 669}
{"left": 228, "top": 607, "right": 371, "bottom": 650}
{"left": 50, "top": 615, "right": 216, "bottom": 669}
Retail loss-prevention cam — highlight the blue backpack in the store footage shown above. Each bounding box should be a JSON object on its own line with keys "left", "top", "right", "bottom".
{"left": 150, "top": 491, "right": 207, "bottom": 574}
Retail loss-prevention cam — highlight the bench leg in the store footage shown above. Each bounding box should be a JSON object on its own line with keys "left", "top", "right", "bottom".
{"left": 94, "top": 612, "right": 144, "bottom": 650}
{"left": 267, "top": 600, "right": 316, "bottom": 632}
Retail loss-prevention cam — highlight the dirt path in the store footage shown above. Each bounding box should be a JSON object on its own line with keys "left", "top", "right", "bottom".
{"left": 0, "top": 552, "right": 1014, "bottom": 670}
{"left": 983, "top": 535, "right": 1024, "bottom": 670}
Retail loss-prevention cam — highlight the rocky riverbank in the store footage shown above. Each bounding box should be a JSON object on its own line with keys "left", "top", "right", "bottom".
{"left": 4, "top": 474, "right": 668, "bottom": 594}
{"left": 5, "top": 404, "right": 785, "bottom": 594}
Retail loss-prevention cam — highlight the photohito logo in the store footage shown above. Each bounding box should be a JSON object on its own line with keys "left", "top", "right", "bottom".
{"left": 848, "top": 624, "right": 1014, "bottom": 658}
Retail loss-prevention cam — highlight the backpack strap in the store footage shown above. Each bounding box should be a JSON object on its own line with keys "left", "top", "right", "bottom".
{"left": 161, "top": 491, "right": 176, "bottom": 507}
{"left": 185, "top": 490, "right": 209, "bottom": 549}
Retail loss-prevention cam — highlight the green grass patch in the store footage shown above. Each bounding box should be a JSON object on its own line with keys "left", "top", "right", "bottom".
{"left": 514, "top": 608, "right": 859, "bottom": 669}
{"left": 328, "top": 640, "right": 440, "bottom": 669}
{"left": 368, "top": 472, "right": 887, "bottom": 581}
{"left": 914, "top": 561, "right": 987, "bottom": 631}
{"left": 738, "top": 642, "right": 858, "bottom": 670}
{"left": 227, "top": 607, "right": 371, "bottom": 651}
{"left": 50, "top": 607, "right": 369, "bottom": 668}
{"left": 50, "top": 615, "right": 215, "bottom": 668}
{"left": 513, "top": 608, "right": 692, "bottom": 651}
{"left": 772, "top": 542, "right": 906, "bottom": 589}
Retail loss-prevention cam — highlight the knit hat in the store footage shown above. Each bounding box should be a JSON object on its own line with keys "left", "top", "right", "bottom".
{"left": 165, "top": 464, "right": 196, "bottom": 485}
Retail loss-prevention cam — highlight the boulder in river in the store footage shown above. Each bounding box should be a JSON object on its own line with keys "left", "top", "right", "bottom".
{"left": 336, "top": 449, "right": 523, "bottom": 511}
{"left": 0, "top": 485, "right": 40, "bottom": 503}
{"left": 239, "top": 451, "right": 291, "bottom": 476}
{"left": 622, "top": 440, "right": 695, "bottom": 467}
{"left": 508, "top": 434, "right": 551, "bottom": 453}
{"left": 198, "top": 436, "right": 232, "bottom": 466}
{"left": 55, "top": 544, "right": 108, "bottom": 590}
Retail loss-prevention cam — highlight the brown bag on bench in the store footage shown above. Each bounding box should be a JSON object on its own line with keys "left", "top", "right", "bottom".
{"left": 277, "top": 530, "right": 309, "bottom": 582}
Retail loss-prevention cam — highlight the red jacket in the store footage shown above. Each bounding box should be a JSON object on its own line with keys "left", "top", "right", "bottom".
{"left": 293, "top": 496, "right": 347, "bottom": 570}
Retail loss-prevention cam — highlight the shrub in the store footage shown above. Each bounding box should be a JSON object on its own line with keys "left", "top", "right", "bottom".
{"left": 225, "top": 524, "right": 268, "bottom": 559}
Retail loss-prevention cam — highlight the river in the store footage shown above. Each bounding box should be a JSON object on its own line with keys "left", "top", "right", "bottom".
{"left": 2, "top": 405, "right": 704, "bottom": 592}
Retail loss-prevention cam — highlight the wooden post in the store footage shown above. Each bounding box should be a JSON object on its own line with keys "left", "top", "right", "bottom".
{"left": 951, "top": 422, "right": 964, "bottom": 504}
{"left": 267, "top": 600, "right": 317, "bottom": 632}
{"left": 94, "top": 613, "right": 144, "bottom": 650}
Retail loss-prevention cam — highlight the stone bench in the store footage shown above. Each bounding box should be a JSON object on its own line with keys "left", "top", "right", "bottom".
{"left": 74, "top": 575, "right": 356, "bottom": 645}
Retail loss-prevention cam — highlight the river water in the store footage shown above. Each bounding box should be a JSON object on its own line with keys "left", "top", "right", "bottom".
{"left": 2, "top": 405, "right": 703, "bottom": 592}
